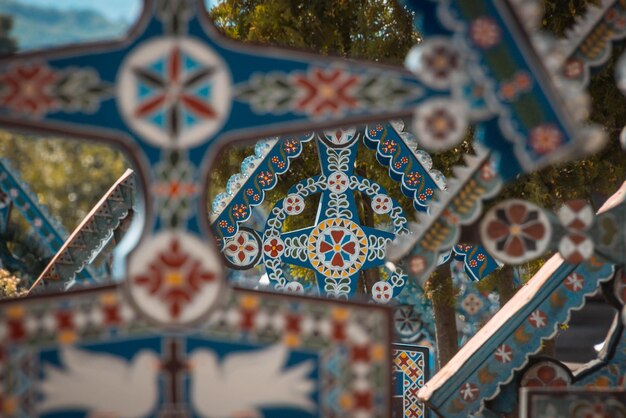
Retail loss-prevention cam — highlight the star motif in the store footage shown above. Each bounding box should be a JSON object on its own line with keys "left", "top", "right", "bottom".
{"left": 133, "top": 47, "right": 217, "bottom": 139}
{"left": 528, "top": 310, "right": 547, "bottom": 328}
{"left": 494, "top": 344, "right": 513, "bottom": 363}
{"left": 564, "top": 272, "right": 585, "bottom": 292}
{"left": 459, "top": 383, "right": 479, "bottom": 402}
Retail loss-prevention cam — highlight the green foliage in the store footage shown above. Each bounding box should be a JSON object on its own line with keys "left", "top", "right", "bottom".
{"left": 0, "top": 268, "right": 26, "bottom": 298}
{"left": 0, "top": 132, "right": 127, "bottom": 231}
{"left": 210, "top": 0, "right": 419, "bottom": 64}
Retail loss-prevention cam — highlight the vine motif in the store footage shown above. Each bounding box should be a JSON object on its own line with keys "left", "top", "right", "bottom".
{"left": 368, "top": 235, "right": 390, "bottom": 261}
{"left": 324, "top": 276, "right": 351, "bottom": 298}
{"left": 327, "top": 148, "right": 351, "bottom": 172}
{"left": 325, "top": 192, "right": 351, "bottom": 219}
{"left": 284, "top": 235, "right": 309, "bottom": 262}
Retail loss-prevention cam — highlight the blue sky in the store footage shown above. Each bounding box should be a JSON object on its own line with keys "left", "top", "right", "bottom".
{"left": 17, "top": 0, "right": 219, "bottom": 22}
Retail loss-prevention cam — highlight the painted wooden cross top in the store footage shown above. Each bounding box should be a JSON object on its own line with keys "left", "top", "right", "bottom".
{"left": 261, "top": 132, "right": 410, "bottom": 300}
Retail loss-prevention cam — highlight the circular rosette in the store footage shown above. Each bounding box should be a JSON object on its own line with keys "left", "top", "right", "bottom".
{"left": 321, "top": 127, "right": 358, "bottom": 148}
{"left": 405, "top": 37, "right": 465, "bottom": 90}
{"left": 413, "top": 98, "right": 468, "bottom": 152}
{"left": 222, "top": 227, "right": 262, "bottom": 270}
{"left": 557, "top": 200, "right": 594, "bottom": 231}
{"left": 116, "top": 37, "right": 232, "bottom": 148}
{"left": 371, "top": 280, "right": 393, "bottom": 304}
{"left": 284, "top": 194, "right": 305, "bottom": 216}
{"left": 480, "top": 199, "right": 552, "bottom": 264}
{"left": 263, "top": 236, "right": 285, "bottom": 258}
{"left": 327, "top": 171, "right": 350, "bottom": 193}
{"left": 284, "top": 281, "right": 304, "bottom": 293}
{"left": 127, "top": 231, "right": 224, "bottom": 325}
{"left": 308, "top": 218, "right": 368, "bottom": 278}
{"left": 558, "top": 233, "right": 593, "bottom": 264}
{"left": 394, "top": 305, "right": 423, "bottom": 342}
{"left": 371, "top": 194, "right": 392, "bottom": 214}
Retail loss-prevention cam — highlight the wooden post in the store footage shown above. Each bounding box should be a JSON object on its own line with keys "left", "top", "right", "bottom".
{"left": 427, "top": 263, "right": 459, "bottom": 368}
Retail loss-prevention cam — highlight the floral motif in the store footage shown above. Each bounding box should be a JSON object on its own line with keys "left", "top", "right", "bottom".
{"left": 529, "top": 124, "right": 564, "bottom": 155}
{"left": 270, "top": 156, "right": 285, "bottom": 170}
{"left": 481, "top": 199, "right": 551, "bottom": 264}
{"left": 318, "top": 229, "right": 358, "bottom": 269}
{"left": 133, "top": 237, "right": 217, "bottom": 320}
{"left": 0, "top": 64, "right": 109, "bottom": 116}
{"left": 283, "top": 139, "right": 299, "bottom": 154}
{"left": 563, "top": 273, "right": 585, "bottom": 292}
{"left": 308, "top": 218, "right": 368, "bottom": 280}
{"left": 284, "top": 194, "right": 305, "bottom": 216}
{"left": 132, "top": 47, "right": 218, "bottom": 133}
{"left": 232, "top": 203, "right": 250, "bottom": 220}
{"left": 371, "top": 194, "right": 392, "bottom": 214}
{"left": 381, "top": 140, "right": 397, "bottom": 154}
{"left": 0, "top": 63, "right": 57, "bottom": 114}
{"left": 413, "top": 98, "right": 468, "bottom": 151}
{"left": 405, "top": 172, "right": 423, "bottom": 187}
{"left": 494, "top": 344, "right": 513, "bottom": 363}
{"left": 528, "top": 310, "right": 547, "bottom": 328}
{"left": 470, "top": 17, "right": 501, "bottom": 49}
{"left": 257, "top": 171, "right": 274, "bottom": 187}
{"left": 371, "top": 281, "right": 393, "bottom": 304}
{"left": 327, "top": 171, "right": 349, "bottom": 193}
{"left": 263, "top": 237, "right": 285, "bottom": 258}
{"left": 117, "top": 38, "right": 231, "bottom": 147}
{"left": 284, "top": 281, "right": 304, "bottom": 293}
{"left": 223, "top": 228, "right": 261, "bottom": 269}
{"left": 406, "top": 38, "right": 462, "bottom": 90}
{"left": 558, "top": 199, "right": 594, "bottom": 231}
{"left": 394, "top": 305, "right": 423, "bottom": 339}
{"left": 293, "top": 68, "right": 360, "bottom": 116}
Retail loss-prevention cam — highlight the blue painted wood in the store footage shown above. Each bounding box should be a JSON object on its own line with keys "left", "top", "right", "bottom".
{"left": 0, "top": 284, "right": 394, "bottom": 417}
{"left": 423, "top": 257, "right": 615, "bottom": 417}
{"left": 401, "top": 0, "right": 603, "bottom": 179}
{"left": 363, "top": 122, "right": 445, "bottom": 212}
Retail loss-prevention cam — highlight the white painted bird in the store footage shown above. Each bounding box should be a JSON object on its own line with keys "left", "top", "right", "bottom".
{"left": 189, "top": 344, "right": 316, "bottom": 418}
{"left": 39, "top": 345, "right": 160, "bottom": 418}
